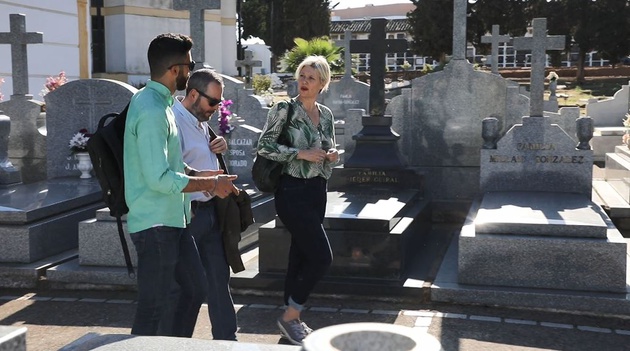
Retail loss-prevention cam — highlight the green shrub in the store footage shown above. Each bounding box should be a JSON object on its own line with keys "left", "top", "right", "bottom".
{"left": 252, "top": 74, "right": 271, "bottom": 95}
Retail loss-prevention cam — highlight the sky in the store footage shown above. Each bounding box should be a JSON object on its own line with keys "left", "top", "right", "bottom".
{"left": 331, "top": 0, "right": 412, "bottom": 10}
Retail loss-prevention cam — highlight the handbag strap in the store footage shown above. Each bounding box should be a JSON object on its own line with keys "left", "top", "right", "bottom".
{"left": 277, "top": 100, "right": 293, "bottom": 146}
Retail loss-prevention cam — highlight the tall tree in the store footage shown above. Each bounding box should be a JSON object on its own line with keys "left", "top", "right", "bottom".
{"left": 241, "top": 0, "right": 331, "bottom": 61}
{"left": 408, "top": 0, "right": 454, "bottom": 63}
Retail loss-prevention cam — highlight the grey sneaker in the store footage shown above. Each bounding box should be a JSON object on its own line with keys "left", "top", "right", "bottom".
{"left": 277, "top": 318, "right": 307, "bottom": 345}
{"left": 301, "top": 321, "right": 313, "bottom": 335}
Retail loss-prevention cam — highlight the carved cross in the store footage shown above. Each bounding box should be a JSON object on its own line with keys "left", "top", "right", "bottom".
{"left": 350, "top": 19, "right": 407, "bottom": 116}
{"left": 513, "top": 18, "right": 565, "bottom": 117}
{"left": 481, "top": 25, "right": 510, "bottom": 74}
{"left": 0, "top": 14, "right": 43, "bottom": 97}
{"left": 173, "top": 0, "right": 221, "bottom": 66}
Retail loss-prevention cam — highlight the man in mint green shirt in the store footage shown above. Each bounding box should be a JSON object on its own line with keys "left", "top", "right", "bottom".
{"left": 124, "top": 33, "right": 238, "bottom": 337}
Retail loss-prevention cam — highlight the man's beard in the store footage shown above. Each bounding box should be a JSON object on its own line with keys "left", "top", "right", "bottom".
{"left": 176, "top": 70, "right": 187, "bottom": 91}
{"left": 192, "top": 97, "right": 211, "bottom": 122}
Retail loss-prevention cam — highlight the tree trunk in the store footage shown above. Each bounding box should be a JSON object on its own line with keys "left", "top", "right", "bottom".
{"left": 576, "top": 49, "right": 587, "bottom": 85}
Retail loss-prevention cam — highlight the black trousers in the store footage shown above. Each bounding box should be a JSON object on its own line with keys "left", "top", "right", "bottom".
{"left": 275, "top": 175, "right": 333, "bottom": 307}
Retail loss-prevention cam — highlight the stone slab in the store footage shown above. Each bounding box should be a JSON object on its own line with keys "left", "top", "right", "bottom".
{"left": 321, "top": 190, "right": 421, "bottom": 233}
{"left": 59, "top": 333, "right": 299, "bottom": 351}
{"left": 605, "top": 155, "right": 630, "bottom": 203}
{"left": 0, "top": 202, "right": 102, "bottom": 263}
{"left": 0, "top": 177, "right": 101, "bottom": 224}
{"left": 259, "top": 197, "right": 431, "bottom": 280}
{"left": 475, "top": 192, "right": 607, "bottom": 238}
{"left": 79, "top": 218, "right": 136, "bottom": 267}
{"left": 0, "top": 326, "right": 26, "bottom": 351}
{"left": 458, "top": 197, "right": 628, "bottom": 293}
{"left": 591, "top": 127, "right": 625, "bottom": 162}
{"left": 432, "top": 234, "right": 630, "bottom": 317}
{"left": 0, "top": 249, "right": 76, "bottom": 289}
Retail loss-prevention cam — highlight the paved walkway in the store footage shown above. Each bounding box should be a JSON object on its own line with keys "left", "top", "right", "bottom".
{"left": 1, "top": 288, "right": 630, "bottom": 350}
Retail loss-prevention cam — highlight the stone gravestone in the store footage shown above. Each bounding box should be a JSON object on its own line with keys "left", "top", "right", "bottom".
{"left": 0, "top": 111, "right": 21, "bottom": 185}
{"left": 45, "top": 79, "right": 136, "bottom": 179}
{"left": 235, "top": 50, "right": 262, "bottom": 89}
{"left": 319, "top": 30, "right": 370, "bottom": 123}
{"left": 259, "top": 19, "right": 432, "bottom": 282}
{"left": 0, "top": 13, "right": 45, "bottom": 183}
{"left": 173, "top": 0, "right": 220, "bottom": 69}
{"left": 431, "top": 19, "right": 629, "bottom": 318}
{"left": 481, "top": 25, "right": 510, "bottom": 75}
{"left": 587, "top": 81, "right": 630, "bottom": 161}
{"left": 224, "top": 116, "right": 260, "bottom": 188}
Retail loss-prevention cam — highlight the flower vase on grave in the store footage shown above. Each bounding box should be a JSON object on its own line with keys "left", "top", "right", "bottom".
{"left": 75, "top": 152, "right": 93, "bottom": 179}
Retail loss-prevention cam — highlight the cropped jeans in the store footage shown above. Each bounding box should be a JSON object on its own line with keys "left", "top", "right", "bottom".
{"left": 130, "top": 225, "right": 206, "bottom": 337}
{"left": 275, "top": 175, "right": 333, "bottom": 309}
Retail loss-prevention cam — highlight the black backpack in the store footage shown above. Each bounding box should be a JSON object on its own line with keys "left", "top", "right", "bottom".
{"left": 87, "top": 104, "right": 135, "bottom": 278}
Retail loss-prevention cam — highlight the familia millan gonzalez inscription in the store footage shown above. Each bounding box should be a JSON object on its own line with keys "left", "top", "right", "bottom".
{"left": 489, "top": 143, "right": 585, "bottom": 164}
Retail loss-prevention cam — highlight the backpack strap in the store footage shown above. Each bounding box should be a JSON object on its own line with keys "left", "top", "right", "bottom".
{"left": 116, "top": 214, "right": 135, "bottom": 278}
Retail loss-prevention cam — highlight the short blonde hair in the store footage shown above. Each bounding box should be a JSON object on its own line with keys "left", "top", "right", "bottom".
{"left": 294, "top": 55, "right": 331, "bottom": 92}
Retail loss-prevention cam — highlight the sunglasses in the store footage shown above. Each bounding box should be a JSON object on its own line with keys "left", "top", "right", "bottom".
{"left": 169, "top": 60, "right": 196, "bottom": 71}
{"left": 196, "top": 89, "right": 223, "bottom": 107}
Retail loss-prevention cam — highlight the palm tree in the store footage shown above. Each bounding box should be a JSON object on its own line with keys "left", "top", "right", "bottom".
{"left": 280, "top": 36, "right": 343, "bottom": 74}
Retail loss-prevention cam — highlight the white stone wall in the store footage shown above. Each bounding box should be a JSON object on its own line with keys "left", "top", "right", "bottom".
{"left": 0, "top": 0, "right": 238, "bottom": 99}
{"left": 0, "top": 0, "right": 82, "bottom": 100}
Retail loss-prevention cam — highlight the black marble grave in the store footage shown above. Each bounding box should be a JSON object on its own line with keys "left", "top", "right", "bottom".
{"left": 258, "top": 19, "right": 430, "bottom": 282}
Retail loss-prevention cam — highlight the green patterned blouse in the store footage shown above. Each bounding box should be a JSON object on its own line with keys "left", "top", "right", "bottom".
{"left": 256, "top": 98, "right": 337, "bottom": 180}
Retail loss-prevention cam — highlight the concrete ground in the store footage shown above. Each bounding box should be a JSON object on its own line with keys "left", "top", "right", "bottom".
{"left": 1, "top": 286, "right": 630, "bottom": 351}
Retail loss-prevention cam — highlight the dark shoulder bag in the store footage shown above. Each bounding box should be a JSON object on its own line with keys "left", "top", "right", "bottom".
{"left": 252, "top": 101, "right": 293, "bottom": 193}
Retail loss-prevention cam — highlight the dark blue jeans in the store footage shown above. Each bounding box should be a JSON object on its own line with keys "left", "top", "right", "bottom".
{"left": 130, "top": 226, "right": 206, "bottom": 336}
{"left": 188, "top": 201, "right": 238, "bottom": 340}
{"left": 275, "top": 175, "right": 333, "bottom": 307}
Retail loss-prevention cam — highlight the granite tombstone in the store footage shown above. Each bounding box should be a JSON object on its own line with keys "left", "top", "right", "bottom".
{"left": 44, "top": 79, "right": 136, "bottom": 179}
{"left": 431, "top": 18, "right": 629, "bottom": 317}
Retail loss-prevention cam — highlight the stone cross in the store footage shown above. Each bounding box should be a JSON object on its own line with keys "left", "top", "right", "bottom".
{"left": 452, "top": 0, "right": 467, "bottom": 60}
{"left": 0, "top": 14, "right": 43, "bottom": 98}
{"left": 335, "top": 30, "right": 353, "bottom": 78}
{"left": 350, "top": 19, "right": 407, "bottom": 116}
{"left": 173, "top": 0, "right": 220, "bottom": 67}
{"left": 481, "top": 25, "right": 510, "bottom": 74}
{"left": 235, "top": 50, "right": 262, "bottom": 88}
{"left": 513, "top": 18, "right": 565, "bottom": 117}
{"left": 73, "top": 87, "right": 113, "bottom": 130}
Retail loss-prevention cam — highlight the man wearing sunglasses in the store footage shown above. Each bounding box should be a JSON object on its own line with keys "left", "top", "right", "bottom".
{"left": 124, "top": 33, "right": 239, "bottom": 337}
{"left": 171, "top": 69, "right": 239, "bottom": 341}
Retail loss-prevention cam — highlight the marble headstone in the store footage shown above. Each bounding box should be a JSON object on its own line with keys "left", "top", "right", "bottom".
{"left": 480, "top": 116, "right": 592, "bottom": 195}
{"left": 224, "top": 116, "right": 260, "bottom": 188}
{"left": 45, "top": 79, "right": 136, "bottom": 179}
{"left": 0, "top": 13, "right": 43, "bottom": 98}
{"left": 319, "top": 76, "right": 369, "bottom": 121}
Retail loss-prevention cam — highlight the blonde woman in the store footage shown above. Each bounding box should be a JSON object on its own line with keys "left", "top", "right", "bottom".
{"left": 256, "top": 55, "right": 339, "bottom": 345}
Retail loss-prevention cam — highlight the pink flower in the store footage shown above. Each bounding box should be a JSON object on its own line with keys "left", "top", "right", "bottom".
{"left": 218, "top": 100, "right": 236, "bottom": 136}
